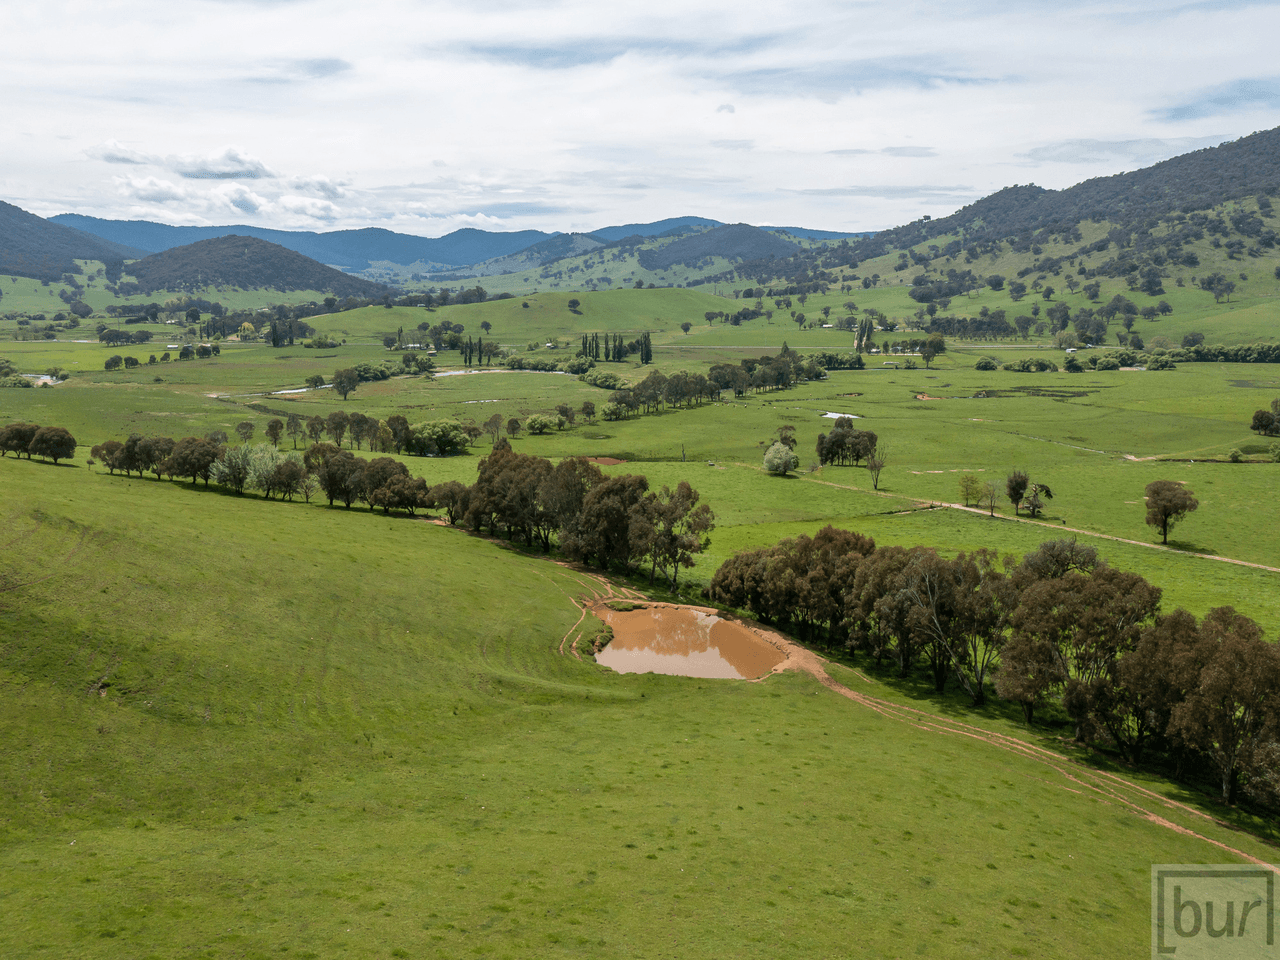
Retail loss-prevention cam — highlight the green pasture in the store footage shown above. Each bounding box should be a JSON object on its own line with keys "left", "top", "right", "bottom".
{"left": 4, "top": 334, "right": 1280, "bottom": 575}
{"left": 2, "top": 459, "right": 1275, "bottom": 960}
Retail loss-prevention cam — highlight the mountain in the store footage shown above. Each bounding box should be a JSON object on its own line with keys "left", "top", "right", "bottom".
{"left": 121, "top": 236, "right": 390, "bottom": 298}
{"left": 0, "top": 201, "right": 146, "bottom": 281}
{"left": 851, "top": 126, "right": 1280, "bottom": 260}
{"left": 464, "top": 232, "right": 610, "bottom": 277}
{"left": 48, "top": 216, "right": 555, "bottom": 270}
{"left": 637, "top": 223, "right": 799, "bottom": 272}
{"left": 589, "top": 216, "right": 723, "bottom": 242}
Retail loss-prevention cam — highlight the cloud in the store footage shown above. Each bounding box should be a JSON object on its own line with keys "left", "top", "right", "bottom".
{"left": 213, "top": 183, "right": 269, "bottom": 214}
{"left": 170, "top": 148, "right": 275, "bottom": 180}
{"left": 91, "top": 140, "right": 154, "bottom": 165}
{"left": 437, "top": 200, "right": 582, "bottom": 218}
{"left": 278, "top": 195, "right": 339, "bottom": 220}
{"left": 1152, "top": 76, "right": 1280, "bottom": 121}
{"left": 116, "top": 176, "right": 187, "bottom": 204}
{"left": 826, "top": 146, "right": 935, "bottom": 157}
{"left": 1020, "top": 136, "right": 1227, "bottom": 165}
{"left": 881, "top": 146, "right": 936, "bottom": 158}
{"left": 716, "top": 103, "right": 735, "bottom": 113}
{"left": 719, "top": 57, "right": 1006, "bottom": 99}
{"left": 782, "top": 185, "right": 976, "bottom": 200}
{"left": 295, "top": 58, "right": 351, "bottom": 78}
{"left": 289, "top": 175, "right": 348, "bottom": 200}
{"left": 711, "top": 139, "right": 753, "bottom": 151}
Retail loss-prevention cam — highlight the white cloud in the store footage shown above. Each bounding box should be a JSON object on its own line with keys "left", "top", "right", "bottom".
{"left": 169, "top": 147, "right": 275, "bottom": 180}
{"left": 6, "top": 0, "right": 1280, "bottom": 234}
{"left": 116, "top": 175, "right": 188, "bottom": 204}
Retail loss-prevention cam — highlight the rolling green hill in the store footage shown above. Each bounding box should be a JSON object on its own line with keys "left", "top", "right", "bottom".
{"left": 3, "top": 440, "right": 1277, "bottom": 959}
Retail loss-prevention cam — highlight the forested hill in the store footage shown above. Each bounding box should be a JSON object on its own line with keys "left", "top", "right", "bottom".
{"left": 638, "top": 223, "right": 799, "bottom": 271}
{"left": 0, "top": 201, "right": 146, "bottom": 281}
{"left": 124, "top": 236, "right": 391, "bottom": 297}
{"left": 853, "top": 126, "right": 1280, "bottom": 258}
{"left": 49, "top": 216, "right": 555, "bottom": 271}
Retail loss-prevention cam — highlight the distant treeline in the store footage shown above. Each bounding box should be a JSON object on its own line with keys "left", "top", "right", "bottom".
{"left": 708, "top": 531, "right": 1280, "bottom": 807}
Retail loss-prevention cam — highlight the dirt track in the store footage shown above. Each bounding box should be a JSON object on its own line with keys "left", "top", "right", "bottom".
{"left": 568, "top": 591, "right": 1276, "bottom": 869}
{"left": 753, "top": 623, "right": 1277, "bottom": 868}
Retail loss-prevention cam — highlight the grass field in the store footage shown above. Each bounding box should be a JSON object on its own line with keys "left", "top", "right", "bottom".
{"left": 3, "top": 460, "right": 1276, "bottom": 960}
{"left": 4, "top": 277, "right": 1280, "bottom": 957}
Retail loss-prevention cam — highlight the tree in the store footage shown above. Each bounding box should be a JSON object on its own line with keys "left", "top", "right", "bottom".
{"left": 680, "top": 322, "right": 692, "bottom": 335}
{"left": 629, "top": 481, "right": 715, "bottom": 590}
{"left": 580, "top": 400, "right": 596, "bottom": 423}
{"left": 1023, "top": 482, "right": 1053, "bottom": 519}
{"left": 958, "top": 472, "right": 982, "bottom": 506}
{"left": 333, "top": 367, "right": 359, "bottom": 400}
{"left": 211, "top": 444, "right": 252, "bottom": 493}
{"left": 408, "top": 420, "right": 469, "bottom": 456}
{"left": 326, "top": 411, "right": 350, "bottom": 448}
{"left": 483, "top": 412, "right": 505, "bottom": 445}
{"left": 978, "top": 481, "right": 1000, "bottom": 516}
{"left": 286, "top": 413, "right": 304, "bottom": 449}
{"left": 386, "top": 414, "right": 411, "bottom": 453}
{"left": 306, "top": 415, "right": 326, "bottom": 446}
{"left": 305, "top": 374, "right": 326, "bottom": 389}
{"left": 1144, "top": 480, "right": 1198, "bottom": 544}
{"left": 1169, "top": 607, "right": 1280, "bottom": 803}
{"left": 763, "top": 441, "right": 797, "bottom": 476}
{"left": 347, "top": 412, "right": 371, "bottom": 450}
{"left": 163, "top": 437, "right": 218, "bottom": 486}
{"left": 235, "top": 421, "right": 255, "bottom": 444}
{"left": 1006, "top": 470, "right": 1029, "bottom": 516}
{"left": 526, "top": 414, "right": 556, "bottom": 435}
{"left": 0, "top": 422, "right": 40, "bottom": 458}
{"left": 313, "top": 449, "right": 366, "bottom": 508}
{"left": 265, "top": 418, "right": 284, "bottom": 448}
{"left": 560, "top": 473, "right": 650, "bottom": 570}
{"left": 27, "top": 426, "right": 76, "bottom": 464}
{"left": 506, "top": 417, "right": 522, "bottom": 439}
{"left": 866, "top": 442, "right": 887, "bottom": 490}
{"left": 567, "top": 299, "right": 581, "bottom": 311}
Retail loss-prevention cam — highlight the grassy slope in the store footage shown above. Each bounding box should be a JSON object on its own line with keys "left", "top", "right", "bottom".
{"left": 3, "top": 461, "right": 1275, "bottom": 960}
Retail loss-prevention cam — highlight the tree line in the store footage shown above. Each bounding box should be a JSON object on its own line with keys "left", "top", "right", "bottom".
{"left": 432, "top": 442, "right": 714, "bottom": 590}
{"left": 0, "top": 421, "right": 78, "bottom": 464}
{"left": 708, "top": 531, "right": 1279, "bottom": 806}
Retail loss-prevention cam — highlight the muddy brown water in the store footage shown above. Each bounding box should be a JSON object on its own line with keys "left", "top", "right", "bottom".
{"left": 593, "top": 604, "right": 785, "bottom": 679}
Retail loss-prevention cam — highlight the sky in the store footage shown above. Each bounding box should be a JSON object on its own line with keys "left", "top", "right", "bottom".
{"left": 4, "top": 0, "right": 1280, "bottom": 238}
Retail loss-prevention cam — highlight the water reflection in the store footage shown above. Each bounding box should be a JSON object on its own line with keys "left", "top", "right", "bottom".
{"left": 594, "top": 605, "right": 784, "bottom": 679}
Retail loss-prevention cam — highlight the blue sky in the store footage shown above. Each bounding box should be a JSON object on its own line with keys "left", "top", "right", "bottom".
{"left": 3, "top": 0, "right": 1278, "bottom": 236}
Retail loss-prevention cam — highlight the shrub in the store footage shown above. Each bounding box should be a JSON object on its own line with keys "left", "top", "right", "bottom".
{"left": 1003, "top": 357, "right": 1059, "bottom": 373}
{"left": 974, "top": 357, "right": 998, "bottom": 371}
{"left": 525, "top": 414, "right": 557, "bottom": 435}
{"left": 1228, "top": 448, "right": 1244, "bottom": 463}
{"left": 763, "top": 441, "right": 799, "bottom": 476}
{"left": 580, "top": 370, "right": 625, "bottom": 390}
